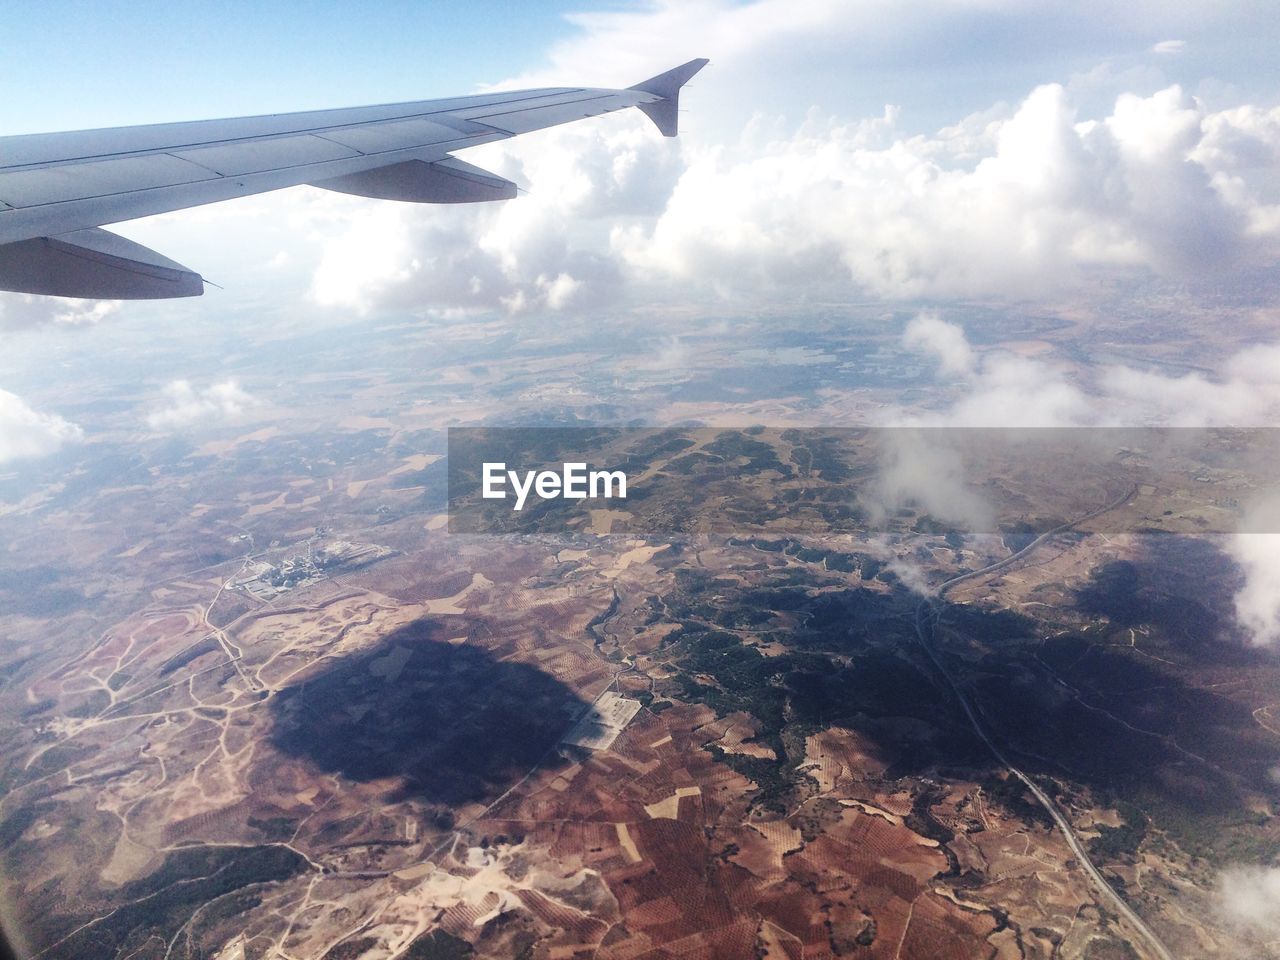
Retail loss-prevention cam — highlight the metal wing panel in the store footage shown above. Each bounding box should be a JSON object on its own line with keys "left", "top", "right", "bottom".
{"left": 0, "top": 86, "right": 666, "bottom": 245}
{"left": 0, "top": 105, "right": 542, "bottom": 243}
{"left": 460, "top": 89, "right": 653, "bottom": 135}
{"left": 0, "top": 140, "right": 480, "bottom": 243}
{"left": 318, "top": 117, "right": 478, "bottom": 154}
{"left": 0, "top": 89, "right": 579, "bottom": 167}
{"left": 172, "top": 134, "right": 362, "bottom": 177}
{"left": 0, "top": 154, "right": 215, "bottom": 208}
{"left": 0, "top": 134, "right": 517, "bottom": 245}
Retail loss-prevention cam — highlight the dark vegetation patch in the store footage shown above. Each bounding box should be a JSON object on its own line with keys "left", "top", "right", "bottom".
{"left": 658, "top": 572, "right": 993, "bottom": 811}
{"left": 247, "top": 815, "right": 299, "bottom": 842}
{"left": 403, "top": 929, "right": 475, "bottom": 959}
{"left": 1089, "top": 800, "right": 1148, "bottom": 860}
{"left": 665, "top": 450, "right": 725, "bottom": 476}
{"left": 702, "top": 432, "right": 792, "bottom": 477}
{"left": 0, "top": 565, "right": 88, "bottom": 618}
{"left": 322, "top": 937, "right": 381, "bottom": 960}
{"left": 12, "top": 742, "right": 96, "bottom": 786}
{"left": 1073, "top": 537, "right": 1252, "bottom": 663}
{"left": 980, "top": 773, "right": 1053, "bottom": 829}
{"left": 729, "top": 537, "right": 882, "bottom": 576}
{"left": 781, "top": 428, "right": 860, "bottom": 483}
{"left": 63, "top": 690, "right": 111, "bottom": 719}
{"left": 0, "top": 802, "right": 47, "bottom": 848}
{"left": 157, "top": 637, "right": 222, "bottom": 677}
{"left": 28, "top": 844, "right": 306, "bottom": 958}
{"left": 658, "top": 536, "right": 1279, "bottom": 852}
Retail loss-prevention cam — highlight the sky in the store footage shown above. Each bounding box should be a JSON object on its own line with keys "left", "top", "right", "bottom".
{"left": 2, "top": 0, "right": 1276, "bottom": 135}
{"left": 0, "top": 0, "right": 587, "bottom": 132}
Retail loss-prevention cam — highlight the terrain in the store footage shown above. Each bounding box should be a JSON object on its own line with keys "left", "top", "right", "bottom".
{"left": 0, "top": 300, "right": 1277, "bottom": 958}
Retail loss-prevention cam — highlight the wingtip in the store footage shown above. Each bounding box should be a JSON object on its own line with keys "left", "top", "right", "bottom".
{"left": 629, "top": 58, "right": 708, "bottom": 137}
{"left": 628, "top": 58, "right": 710, "bottom": 99}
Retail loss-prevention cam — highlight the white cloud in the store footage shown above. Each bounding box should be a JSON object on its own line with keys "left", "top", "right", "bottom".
{"left": 4, "top": 0, "right": 1273, "bottom": 330}
{"left": 307, "top": 75, "right": 1280, "bottom": 318}
{"left": 1098, "top": 340, "right": 1280, "bottom": 427}
{"left": 1152, "top": 39, "right": 1187, "bottom": 54}
{"left": 499, "top": 0, "right": 1260, "bottom": 102}
{"left": 1226, "top": 496, "right": 1280, "bottom": 648}
{"left": 536, "top": 272, "right": 583, "bottom": 311}
{"left": 1099, "top": 366, "right": 1280, "bottom": 427}
{"left": 902, "top": 313, "right": 975, "bottom": 377}
{"left": 623, "top": 82, "right": 1274, "bottom": 299}
{"left": 898, "top": 320, "right": 1280, "bottom": 645}
{"left": 901, "top": 318, "right": 1280, "bottom": 429}
{"left": 308, "top": 118, "right": 676, "bottom": 315}
{"left": 0, "top": 389, "right": 82, "bottom": 463}
{"left": 145, "top": 380, "right": 257, "bottom": 430}
{"left": 1219, "top": 864, "right": 1280, "bottom": 936}
{"left": 492, "top": 0, "right": 849, "bottom": 93}
{"left": 899, "top": 330, "right": 1093, "bottom": 429}
{"left": 0, "top": 294, "right": 121, "bottom": 332}
{"left": 862, "top": 430, "right": 996, "bottom": 533}
{"left": 310, "top": 204, "right": 418, "bottom": 313}
{"left": 885, "top": 555, "right": 938, "bottom": 597}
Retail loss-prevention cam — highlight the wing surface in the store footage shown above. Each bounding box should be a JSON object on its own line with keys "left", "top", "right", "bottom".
{"left": 0, "top": 59, "right": 707, "bottom": 298}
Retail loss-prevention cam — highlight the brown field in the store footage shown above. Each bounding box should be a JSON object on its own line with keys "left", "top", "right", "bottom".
{"left": 2, "top": 309, "right": 1277, "bottom": 959}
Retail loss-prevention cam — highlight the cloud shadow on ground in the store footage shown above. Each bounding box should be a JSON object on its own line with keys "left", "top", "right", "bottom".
{"left": 269, "top": 618, "right": 587, "bottom": 805}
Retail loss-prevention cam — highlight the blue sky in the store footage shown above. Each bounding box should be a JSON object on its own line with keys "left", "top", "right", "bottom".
{"left": 3, "top": 0, "right": 1276, "bottom": 138}
{"left": 0, "top": 0, "right": 586, "bottom": 132}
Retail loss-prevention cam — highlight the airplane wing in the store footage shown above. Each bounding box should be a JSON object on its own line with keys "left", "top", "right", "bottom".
{"left": 0, "top": 58, "right": 707, "bottom": 300}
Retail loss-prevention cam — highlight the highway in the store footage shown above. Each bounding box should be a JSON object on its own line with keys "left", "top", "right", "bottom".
{"left": 911, "top": 486, "right": 1176, "bottom": 960}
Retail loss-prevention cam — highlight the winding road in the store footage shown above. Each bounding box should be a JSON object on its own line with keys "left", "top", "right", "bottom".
{"left": 911, "top": 485, "right": 1176, "bottom": 960}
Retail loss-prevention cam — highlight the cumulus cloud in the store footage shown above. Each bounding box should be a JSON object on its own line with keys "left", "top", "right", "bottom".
{"left": 624, "top": 82, "right": 1275, "bottom": 298}
{"left": 901, "top": 314, "right": 1280, "bottom": 429}
{"left": 861, "top": 317, "right": 1093, "bottom": 549}
{"left": 902, "top": 313, "right": 975, "bottom": 377}
{"left": 0, "top": 389, "right": 82, "bottom": 463}
{"left": 0, "top": 294, "right": 121, "bottom": 332}
{"left": 310, "top": 204, "right": 419, "bottom": 312}
{"left": 145, "top": 380, "right": 257, "bottom": 430}
{"left": 896, "top": 318, "right": 1091, "bottom": 427}
{"left": 310, "top": 76, "right": 1280, "bottom": 317}
{"left": 898, "top": 318, "right": 1280, "bottom": 644}
{"left": 1100, "top": 364, "right": 1280, "bottom": 427}
{"left": 1226, "top": 496, "right": 1280, "bottom": 648}
{"left": 3, "top": 0, "right": 1275, "bottom": 330}
{"left": 885, "top": 555, "right": 938, "bottom": 597}
{"left": 502, "top": 0, "right": 1258, "bottom": 100}
{"left": 1219, "top": 864, "right": 1280, "bottom": 936}
{"left": 862, "top": 430, "right": 996, "bottom": 533}
{"left": 309, "top": 118, "right": 680, "bottom": 316}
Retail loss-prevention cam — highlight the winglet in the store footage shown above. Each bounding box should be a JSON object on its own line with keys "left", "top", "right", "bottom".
{"left": 628, "top": 58, "right": 709, "bottom": 137}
